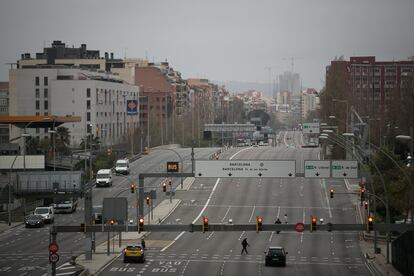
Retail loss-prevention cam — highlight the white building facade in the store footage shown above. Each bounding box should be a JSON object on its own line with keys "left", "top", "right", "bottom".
{"left": 9, "top": 68, "right": 139, "bottom": 146}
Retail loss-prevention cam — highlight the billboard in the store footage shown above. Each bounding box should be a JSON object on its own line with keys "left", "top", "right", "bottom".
{"left": 126, "top": 100, "right": 138, "bottom": 115}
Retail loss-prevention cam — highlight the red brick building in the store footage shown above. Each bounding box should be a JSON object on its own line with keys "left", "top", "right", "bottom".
{"left": 326, "top": 56, "right": 414, "bottom": 117}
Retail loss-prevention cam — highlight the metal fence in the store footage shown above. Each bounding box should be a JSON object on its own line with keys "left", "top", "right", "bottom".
{"left": 392, "top": 231, "right": 414, "bottom": 276}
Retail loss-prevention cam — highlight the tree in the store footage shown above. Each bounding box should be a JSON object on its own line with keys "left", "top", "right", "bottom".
{"left": 55, "top": 127, "right": 71, "bottom": 155}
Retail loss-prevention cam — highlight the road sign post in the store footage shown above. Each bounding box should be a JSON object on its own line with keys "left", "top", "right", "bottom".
{"left": 295, "top": 222, "right": 305, "bottom": 233}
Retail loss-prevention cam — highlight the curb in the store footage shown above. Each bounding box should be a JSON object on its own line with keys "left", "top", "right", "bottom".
{"left": 79, "top": 199, "right": 182, "bottom": 275}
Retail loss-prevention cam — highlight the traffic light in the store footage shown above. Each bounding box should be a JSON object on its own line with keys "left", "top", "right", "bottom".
{"left": 168, "top": 180, "right": 172, "bottom": 186}
{"left": 310, "top": 216, "right": 317, "bottom": 232}
{"left": 367, "top": 216, "right": 374, "bottom": 232}
{"left": 130, "top": 184, "right": 135, "bottom": 193}
{"left": 138, "top": 218, "right": 144, "bottom": 233}
{"left": 364, "top": 201, "right": 368, "bottom": 210}
{"left": 110, "top": 219, "right": 115, "bottom": 225}
{"left": 256, "top": 216, "right": 263, "bottom": 232}
{"left": 202, "top": 217, "right": 209, "bottom": 233}
{"left": 162, "top": 182, "right": 167, "bottom": 192}
{"left": 329, "top": 187, "right": 334, "bottom": 198}
{"left": 107, "top": 148, "right": 112, "bottom": 156}
{"left": 146, "top": 196, "right": 150, "bottom": 205}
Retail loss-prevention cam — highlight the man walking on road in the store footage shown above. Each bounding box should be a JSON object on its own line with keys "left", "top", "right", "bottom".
{"left": 241, "top": 238, "right": 249, "bottom": 254}
{"left": 275, "top": 218, "right": 282, "bottom": 234}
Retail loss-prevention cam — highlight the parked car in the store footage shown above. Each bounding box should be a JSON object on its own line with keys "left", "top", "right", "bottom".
{"left": 25, "top": 214, "right": 44, "bottom": 228}
{"left": 34, "top": 206, "right": 54, "bottom": 224}
{"left": 264, "top": 246, "right": 288, "bottom": 266}
{"left": 123, "top": 244, "right": 145, "bottom": 263}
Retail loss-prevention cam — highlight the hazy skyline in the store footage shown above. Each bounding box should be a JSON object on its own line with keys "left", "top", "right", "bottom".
{"left": 1, "top": 0, "right": 413, "bottom": 90}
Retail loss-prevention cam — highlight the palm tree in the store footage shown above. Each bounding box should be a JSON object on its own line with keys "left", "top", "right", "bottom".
{"left": 55, "top": 127, "right": 71, "bottom": 155}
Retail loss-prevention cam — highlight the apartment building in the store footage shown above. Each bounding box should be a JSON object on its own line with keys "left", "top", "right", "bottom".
{"left": 326, "top": 56, "right": 414, "bottom": 116}
{"left": 8, "top": 68, "right": 139, "bottom": 146}
{"left": 301, "top": 88, "right": 319, "bottom": 119}
{"left": 0, "top": 82, "right": 9, "bottom": 144}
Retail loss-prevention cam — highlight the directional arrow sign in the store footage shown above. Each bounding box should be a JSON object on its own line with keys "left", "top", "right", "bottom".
{"left": 331, "top": 160, "right": 358, "bottom": 178}
{"left": 304, "top": 160, "right": 330, "bottom": 178}
{"left": 195, "top": 160, "right": 296, "bottom": 178}
{"left": 302, "top": 123, "right": 320, "bottom": 134}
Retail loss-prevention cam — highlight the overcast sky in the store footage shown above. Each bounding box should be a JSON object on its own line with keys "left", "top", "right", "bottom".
{"left": 1, "top": 0, "right": 413, "bottom": 90}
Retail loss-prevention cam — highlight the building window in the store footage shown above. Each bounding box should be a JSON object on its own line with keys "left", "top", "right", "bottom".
{"left": 44, "top": 100, "right": 48, "bottom": 110}
{"left": 35, "top": 77, "right": 39, "bottom": 86}
{"left": 44, "top": 76, "right": 48, "bottom": 86}
{"left": 87, "top": 112, "right": 91, "bottom": 121}
{"left": 44, "top": 112, "right": 48, "bottom": 115}
{"left": 87, "top": 88, "right": 91, "bottom": 98}
{"left": 35, "top": 112, "right": 40, "bottom": 116}
{"left": 35, "top": 100, "right": 40, "bottom": 110}
{"left": 87, "top": 100, "right": 91, "bottom": 110}
{"left": 44, "top": 88, "right": 48, "bottom": 98}
{"left": 35, "top": 88, "right": 40, "bottom": 98}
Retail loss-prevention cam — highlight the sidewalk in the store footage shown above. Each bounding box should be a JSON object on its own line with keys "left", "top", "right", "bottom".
{"left": 0, "top": 221, "right": 23, "bottom": 233}
{"left": 347, "top": 178, "right": 402, "bottom": 276}
{"left": 76, "top": 198, "right": 181, "bottom": 275}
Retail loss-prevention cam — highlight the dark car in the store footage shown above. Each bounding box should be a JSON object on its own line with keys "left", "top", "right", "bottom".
{"left": 25, "top": 214, "right": 44, "bottom": 228}
{"left": 264, "top": 246, "right": 288, "bottom": 266}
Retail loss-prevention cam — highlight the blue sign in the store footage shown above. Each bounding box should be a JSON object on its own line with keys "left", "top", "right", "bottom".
{"left": 126, "top": 100, "right": 138, "bottom": 115}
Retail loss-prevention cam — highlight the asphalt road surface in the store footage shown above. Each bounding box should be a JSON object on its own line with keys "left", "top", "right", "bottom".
{"left": 100, "top": 131, "right": 373, "bottom": 276}
{"left": 0, "top": 146, "right": 220, "bottom": 276}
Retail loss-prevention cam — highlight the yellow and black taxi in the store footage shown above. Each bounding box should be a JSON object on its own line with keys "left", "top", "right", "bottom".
{"left": 264, "top": 246, "right": 288, "bottom": 266}
{"left": 123, "top": 244, "right": 145, "bottom": 263}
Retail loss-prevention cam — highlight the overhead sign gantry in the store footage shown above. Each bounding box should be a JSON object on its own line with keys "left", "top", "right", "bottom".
{"left": 195, "top": 160, "right": 296, "bottom": 178}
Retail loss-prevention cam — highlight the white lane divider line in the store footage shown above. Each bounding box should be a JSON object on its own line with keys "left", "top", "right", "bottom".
{"left": 268, "top": 231, "right": 274, "bottom": 242}
{"left": 238, "top": 231, "right": 245, "bottom": 241}
{"left": 161, "top": 147, "right": 249, "bottom": 252}
{"left": 276, "top": 206, "right": 281, "bottom": 218}
{"left": 248, "top": 206, "right": 256, "bottom": 222}
{"left": 283, "top": 131, "right": 289, "bottom": 146}
{"left": 221, "top": 206, "right": 231, "bottom": 222}
{"left": 321, "top": 178, "right": 333, "bottom": 218}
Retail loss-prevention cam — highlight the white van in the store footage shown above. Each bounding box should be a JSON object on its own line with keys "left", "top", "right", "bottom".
{"left": 53, "top": 198, "right": 78, "bottom": 213}
{"left": 34, "top": 206, "right": 54, "bottom": 224}
{"left": 115, "top": 159, "right": 130, "bottom": 175}
{"left": 96, "top": 169, "right": 113, "bottom": 187}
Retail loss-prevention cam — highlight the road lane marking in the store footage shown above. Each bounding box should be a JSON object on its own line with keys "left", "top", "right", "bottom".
{"left": 221, "top": 206, "right": 231, "bottom": 222}
{"left": 268, "top": 231, "right": 274, "bottom": 242}
{"left": 161, "top": 148, "right": 249, "bottom": 252}
{"left": 238, "top": 231, "right": 245, "bottom": 241}
{"left": 276, "top": 206, "right": 281, "bottom": 218}
{"left": 248, "top": 206, "right": 256, "bottom": 222}
{"left": 321, "top": 178, "right": 333, "bottom": 218}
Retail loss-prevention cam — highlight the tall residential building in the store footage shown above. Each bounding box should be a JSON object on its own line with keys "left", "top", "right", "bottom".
{"left": 0, "top": 82, "right": 9, "bottom": 144}
{"left": 326, "top": 56, "right": 414, "bottom": 116}
{"left": 9, "top": 68, "right": 139, "bottom": 146}
{"left": 301, "top": 88, "right": 319, "bottom": 119}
